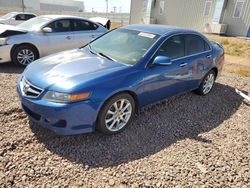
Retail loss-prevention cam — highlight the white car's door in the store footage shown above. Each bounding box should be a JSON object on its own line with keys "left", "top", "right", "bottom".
{"left": 41, "top": 19, "right": 76, "bottom": 55}
{"left": 71, "top": 19, "right": 104, "bottom": 48}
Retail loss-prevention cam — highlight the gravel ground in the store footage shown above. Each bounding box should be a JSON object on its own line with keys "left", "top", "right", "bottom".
{"left": 0, "top": 63, "right": 249, "bottom": 188}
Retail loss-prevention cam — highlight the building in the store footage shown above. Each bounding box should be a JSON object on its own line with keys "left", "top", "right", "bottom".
{"left": 0, "top": 0, "right": 84, "bottom": 12}
{"left": 130, "top": 0, "right": 250, "bottom": 37}
{"left": 40, "top": 0, "right": 84, "bottom": 12}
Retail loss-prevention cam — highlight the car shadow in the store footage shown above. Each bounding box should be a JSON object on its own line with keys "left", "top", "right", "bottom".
{"left": 29, "top": 83, "right": 244, "bottom": 168}
{"left": 0, "top": 62, "right": 25, "bottom": 74}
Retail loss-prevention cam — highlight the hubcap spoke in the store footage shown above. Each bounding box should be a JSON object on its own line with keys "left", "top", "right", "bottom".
{"left": 105, "top": 99, "right": 132, "bottom": 132}
{"left": 17, "top": 49, "right": 35, "bottom": 65}
{"left": 203, "top": 73, "right": 215, "bottom": 94}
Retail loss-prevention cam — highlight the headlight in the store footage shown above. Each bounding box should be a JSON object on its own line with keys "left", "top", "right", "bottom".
{"left": 0, "top": 38, "right": 8, "bottom": 46}
{"left": 43, "top": 91, "right": 91, "bottom": 103}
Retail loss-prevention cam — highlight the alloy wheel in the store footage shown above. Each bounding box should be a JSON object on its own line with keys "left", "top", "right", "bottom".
{"left": 105, "top": 99, "right": 132, "bottom": 132}
{"left": 203, "top": 73, "right": 215, "bottom": 94}
{"left": 17, "top": 49, "right": 35, "bottom": 65}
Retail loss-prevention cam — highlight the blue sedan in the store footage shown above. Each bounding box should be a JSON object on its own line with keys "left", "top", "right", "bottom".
{"left": 17, "top": 24, "right": 224, "bottom": 135}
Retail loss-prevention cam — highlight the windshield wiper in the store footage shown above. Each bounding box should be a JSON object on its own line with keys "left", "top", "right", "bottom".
{"left": 88, "top": 45, "right": 116, "bottom": 62}
{"left": 88, "top": 45, "right": 97, "bottom": 55}
{"left": 97, "top": 52, "right": 116, "bottom": 62}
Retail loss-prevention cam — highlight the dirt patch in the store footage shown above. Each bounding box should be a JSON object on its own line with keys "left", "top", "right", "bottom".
{"left": 206, "top": 34, "right": 250, "bottom": 58}
{"left": 223, "top": 55, "right": 250, "bottom": 77}
{"left": 0, "top": 63, "right": 249, "bottom": 187}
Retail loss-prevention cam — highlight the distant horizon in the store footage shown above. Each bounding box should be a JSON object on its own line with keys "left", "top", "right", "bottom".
{"left": 76, "top": 0, "right": 131, "bottom": 13}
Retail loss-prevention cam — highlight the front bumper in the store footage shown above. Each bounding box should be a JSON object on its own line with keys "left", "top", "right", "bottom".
{"left": 17, "top": 84, "right": 102, "bottom": 135}
{"left": 0, "top": 44, "right": 12, "bottom": 63}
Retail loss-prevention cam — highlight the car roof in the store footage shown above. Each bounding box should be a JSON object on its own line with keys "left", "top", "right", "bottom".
{"left": 123, "top": 24, "right": 197, "bottom": 36}
{"left": 10, "top": 12, "right": 36, "bottom": 15}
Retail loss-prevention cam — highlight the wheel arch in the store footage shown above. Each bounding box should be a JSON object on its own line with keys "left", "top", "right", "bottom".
{"left": 211, "top": 67, "right": 218, "bottom": 79}
{"left": 97, "top": 90, "right": 140, "bottom": 119}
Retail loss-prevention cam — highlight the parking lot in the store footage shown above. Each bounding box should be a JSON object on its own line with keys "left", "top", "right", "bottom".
{"left": 0, "top": 63, "right": 249, "bottom": 187}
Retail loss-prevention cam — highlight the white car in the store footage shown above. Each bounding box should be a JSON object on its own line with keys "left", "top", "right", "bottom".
{"left": 0, "top": 15, "right": 108, "bottom": 66}
{"left": 0, "top": 12, "right": 36, "bottom": 25}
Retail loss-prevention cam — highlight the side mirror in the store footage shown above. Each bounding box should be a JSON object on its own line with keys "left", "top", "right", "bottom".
{"left": 152, "top": 56, "right": 172, "bottom": 66}
{"left": 42, "top": 27, "right": 52, "bottom": 33}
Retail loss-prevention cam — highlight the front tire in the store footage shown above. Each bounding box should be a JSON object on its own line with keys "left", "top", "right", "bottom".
{"left": 195, "top": 70, "right": 216, "bottom": 95}
{"left": 96, "top": 93, "right": 135, "bottom": 134}
{"left": 12, "top": 45, "right": 38, "bottom": 66}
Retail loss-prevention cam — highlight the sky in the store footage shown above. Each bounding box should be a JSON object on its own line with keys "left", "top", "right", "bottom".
{"left": 78, "top": 0, "right": 131, "bottom": 13}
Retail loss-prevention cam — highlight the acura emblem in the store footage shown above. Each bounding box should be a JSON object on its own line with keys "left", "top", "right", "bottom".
{"left": 23, "top": 83, "right": 30, "bottom": 94}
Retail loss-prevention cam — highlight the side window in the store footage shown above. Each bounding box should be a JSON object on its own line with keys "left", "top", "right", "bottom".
{"left": 204, "top": 0, "right": 212, "bottom": 16}
{"left": 15, "top": 14, "right": 26, "bottom": 21}
{"left": 185, "top": 35, "right": 210, "bottom": 55}
{"left": 73, "top": 19, "right": 99, "bottom": 31}
{"left": 155, "top": 35, "right": 185, "bottom": 59}
{"left": 233, "top": 0, "right": 245, "bottom": 18}
{"left": 25, "top": 14, "right": 36, "bottom": 20}
{"left": 46, "top": 19, "right": 73, "bottom": 32}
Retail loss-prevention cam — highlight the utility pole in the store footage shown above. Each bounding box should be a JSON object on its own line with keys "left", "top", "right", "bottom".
{"left": 21, "top": 0, "right": 25, "bottom": 12}
{"left": 105, "top": 0, "right": 108, "bottom": 15}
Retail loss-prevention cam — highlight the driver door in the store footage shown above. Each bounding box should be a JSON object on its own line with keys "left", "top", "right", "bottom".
{"left": 41, "top": 19, "right": 76, "bottom": 55}
{"left": 140, "top": 35, "right": 194, "bottom": 106}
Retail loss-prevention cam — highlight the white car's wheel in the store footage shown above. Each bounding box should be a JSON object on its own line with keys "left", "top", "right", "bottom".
{"left": 12, "top": 45, "right": 38, "bottom": 66}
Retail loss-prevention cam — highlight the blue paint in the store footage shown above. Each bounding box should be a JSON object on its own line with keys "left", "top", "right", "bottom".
{"left": 17, "top": 25, "right": 224, "bottom": 135}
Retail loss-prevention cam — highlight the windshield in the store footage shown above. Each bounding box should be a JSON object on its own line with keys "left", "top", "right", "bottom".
{"left": 18, "top": 16, "right": 52, "bottom": 30}
{"left": 0, "top": 12, "right": 16, "bottom": 19}
{"left": 89, "top": 28, "right": 159, "bottom": 65}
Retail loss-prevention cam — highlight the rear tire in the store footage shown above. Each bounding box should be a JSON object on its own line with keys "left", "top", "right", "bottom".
{"left": 96, "top": 93, "right": 135, "bottom": 135}
{"left": 12, "top": 45, "right": 38, "bottom": 67}
{"left": 195, "top": 70, "right": 216, "bottom": 96}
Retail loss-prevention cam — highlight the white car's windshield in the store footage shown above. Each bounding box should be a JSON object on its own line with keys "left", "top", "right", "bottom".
{"left": 18, "top": 16, "right": 52, "bottom": 30}
{"left": 89, "top": 28, "right": 159, "bottom": 65}
{"left": 0, "top": 12, "right": 16, "bottom": 19}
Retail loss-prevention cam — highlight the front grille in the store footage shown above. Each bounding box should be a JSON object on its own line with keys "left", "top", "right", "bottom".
{"left": 20, "top": 77, "right": 43, "bottom": 98}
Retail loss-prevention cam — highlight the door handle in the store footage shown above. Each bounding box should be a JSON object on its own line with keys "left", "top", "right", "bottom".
{"left": 66, "top": 36, "right": 71, "bottom": 40}
{"left": 206, "top": 54, "right": 212, "bottom": 59}
{"left": 90, "top": 34, "right": 95, "bottom": 38}
{"left": 179, "top": 63, "right": 188, "bottom": 67}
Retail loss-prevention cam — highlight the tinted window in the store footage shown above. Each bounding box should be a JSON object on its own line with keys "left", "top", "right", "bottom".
{"left": 185, "top": 35, "right": 210, "bottom": 55}
{"left": 46, "top": 19, "right": 73, "bottom": 32}
{"left": 25, "top": 14, "right": 36, "bottom": 20}
{"left": 73, "top": 19, "right": 98, "bottom": 31}
{"left": 15, "top": 14, "right": 26, "bottom": 21}
{"left": 155, "top": 35, "right": 185, "bottom": 59}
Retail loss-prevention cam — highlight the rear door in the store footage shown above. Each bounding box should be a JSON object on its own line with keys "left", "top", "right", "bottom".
{"left": 183, "top": 34, "right": 213, "bottom": 90}
{"left": 71, "top": 19, "right": 103, "bottom": 48}
{"left": 42, "top": 19, "right": 76, "bottom": 55}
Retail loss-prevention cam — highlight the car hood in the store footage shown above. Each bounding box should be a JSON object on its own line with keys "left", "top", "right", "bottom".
{"left": 0, "top": 24, "right": 27, "bottom": 37}
{"left": 24, "top": 48, "right": 128, "bottom": 91}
